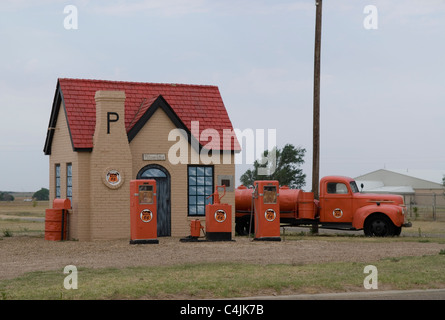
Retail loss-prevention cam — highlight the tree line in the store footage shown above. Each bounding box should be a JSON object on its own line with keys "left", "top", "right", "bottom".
{"left": 0, "top": 188, "right": 49, "bottom": 201}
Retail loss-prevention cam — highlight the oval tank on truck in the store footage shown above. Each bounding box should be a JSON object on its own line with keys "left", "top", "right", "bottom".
{"left": 235, "top": 185, "right": 253, "bottom": 213}
{"left": 278, "top": 186, "right": 300, "bottom": 219}
{"left": 235, "top": 185, "right": 301, "bottom": 219}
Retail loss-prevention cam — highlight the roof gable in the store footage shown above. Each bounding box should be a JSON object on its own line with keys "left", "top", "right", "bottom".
{"left": 44, "top": 78, "right": 240, "bottom": 155}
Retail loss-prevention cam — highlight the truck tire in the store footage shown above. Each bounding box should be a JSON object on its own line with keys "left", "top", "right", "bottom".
{"left": 235, "top": 216, "right": 254, "bottom": 236}
{"left": 364, "top": 213, "right": 395, "bottom": 237}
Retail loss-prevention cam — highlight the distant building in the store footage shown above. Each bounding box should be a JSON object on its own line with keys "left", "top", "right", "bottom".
{"left": 355, "top": 169, "right": 445, "bottom": 212}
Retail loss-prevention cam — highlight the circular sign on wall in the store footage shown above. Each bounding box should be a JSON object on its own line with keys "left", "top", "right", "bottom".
{"left": 265, "top": 209, "right": 276, "bottom": 222}
{"left": 102, "top": 168, "right": 125, "bottom": 189}
{"left": 333, "top": 208, "right": 343, "bottom": 219}
{"left": 106, "top": 170, "right": 121, "bottom": 185}
{"left": 140, "top": 209, "right": 153, "bottom": 223}
{"left": 214, "top": 209, "right": 227, "bottom": 223}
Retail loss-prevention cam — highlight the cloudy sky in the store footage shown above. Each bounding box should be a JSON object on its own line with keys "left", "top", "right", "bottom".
{"left": 0, "top": 0, "right": 444, "bottom": 191}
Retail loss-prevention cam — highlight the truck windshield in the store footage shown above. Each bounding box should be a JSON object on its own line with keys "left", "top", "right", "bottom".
{"left": 349, "top": 181, "right": 359, "bottom": 193}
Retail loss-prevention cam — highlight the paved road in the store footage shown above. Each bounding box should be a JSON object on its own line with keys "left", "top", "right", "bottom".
{"left": 237, "top": 288, "right": 445, "bottom": 300}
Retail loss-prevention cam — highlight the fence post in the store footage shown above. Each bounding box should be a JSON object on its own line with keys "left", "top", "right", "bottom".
{"left": 433, "top": 193, "right": 436, "bottom": 221}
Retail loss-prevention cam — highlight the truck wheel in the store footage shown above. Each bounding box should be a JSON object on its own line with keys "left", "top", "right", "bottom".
{"left": 364, "top": 214, "right": 395, "bottom": 237}
{"left": 235, "top": 216, "right": 254, "bottom": 236}
{"left": 235, "top": 219, "right": 247, "bottom": 236}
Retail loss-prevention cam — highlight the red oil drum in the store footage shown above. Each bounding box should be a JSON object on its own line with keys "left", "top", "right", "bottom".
{"left": 44, "top": 208, "right": 67, "bottom": 241}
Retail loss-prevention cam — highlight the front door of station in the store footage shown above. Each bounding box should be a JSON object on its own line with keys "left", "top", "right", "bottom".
{"left": 137, "top": 165, "right": 171, "bottom": 236}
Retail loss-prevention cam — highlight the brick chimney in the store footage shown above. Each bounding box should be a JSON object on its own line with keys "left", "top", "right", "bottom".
{"left": 89, "top": 90, "right": 132, "bottom": 240}
{"left": 93, "top": 90, "right": 127, "bottom": 148}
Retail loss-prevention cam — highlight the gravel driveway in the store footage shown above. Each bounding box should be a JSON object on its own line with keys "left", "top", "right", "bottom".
{"left": 1, "top": 236, "right": 444, "bottom": 280}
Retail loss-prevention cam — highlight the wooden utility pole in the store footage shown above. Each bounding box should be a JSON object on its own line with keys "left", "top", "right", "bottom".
{"left": 311, "top": 0, "right": 322, "bottom": 234}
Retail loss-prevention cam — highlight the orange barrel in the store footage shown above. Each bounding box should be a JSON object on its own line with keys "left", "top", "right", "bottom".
{"left": 190, "top": 220, "right": 203, "bottom": 238}
{"left": 44, "top": 208, "right": 67, "bottom": 241}
{"left": 298, "top": 192, "right": 315, "bottom": 219}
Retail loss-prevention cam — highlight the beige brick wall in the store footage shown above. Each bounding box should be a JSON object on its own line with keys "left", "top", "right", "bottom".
{"left": 48, "top": 102, "right": 89, "bottom": 240}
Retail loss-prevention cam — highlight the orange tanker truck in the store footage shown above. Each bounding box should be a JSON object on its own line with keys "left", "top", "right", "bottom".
{"left": 235, "top": 176, "right": 412, "bottom": 237}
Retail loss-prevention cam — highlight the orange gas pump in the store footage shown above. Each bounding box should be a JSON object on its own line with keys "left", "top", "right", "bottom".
{"left": 205, "top": 185, "right": 232, "bottom": 241}
{"left": 130, "top": 180, "right": 159, "bottom": 244}
{"left": 253, "top": 181, "right": 281, "bottom": 241}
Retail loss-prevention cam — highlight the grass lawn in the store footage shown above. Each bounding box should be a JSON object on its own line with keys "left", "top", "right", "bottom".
{"left": 0, "top": 254, "right": 444, "bottom": 300}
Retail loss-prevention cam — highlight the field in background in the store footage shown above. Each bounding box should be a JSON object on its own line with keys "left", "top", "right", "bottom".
{"left": 0, "top": 196, "right": 47, "bottom": 237}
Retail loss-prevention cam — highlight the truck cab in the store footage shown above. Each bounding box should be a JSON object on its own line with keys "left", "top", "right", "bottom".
{"left": 319, "top": 176, "right": 411, "bottom": 236}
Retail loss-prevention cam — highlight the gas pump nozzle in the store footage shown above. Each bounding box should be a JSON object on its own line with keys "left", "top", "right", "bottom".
{"left": 207, "top": 185, "right": 226, "bottom": 205}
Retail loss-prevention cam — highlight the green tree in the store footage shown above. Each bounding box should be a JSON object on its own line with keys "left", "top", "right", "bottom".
{"left": 240, "top": 144, "right": 306, "bottom": 188}
{"left": 0, "top": 192, "right": 14, "bottom": 201}
{"left": 33, "top": 188, "right": 49, "bottom": 201}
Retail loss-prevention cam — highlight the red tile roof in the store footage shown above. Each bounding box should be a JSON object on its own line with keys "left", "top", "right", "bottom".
{"left": 45, "top": 78, "right": 240, "bottom": 154}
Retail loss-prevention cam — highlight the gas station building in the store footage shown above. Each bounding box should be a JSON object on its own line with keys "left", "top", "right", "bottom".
{"left": 43, "top": 78, "right": 240, "bottom": 241}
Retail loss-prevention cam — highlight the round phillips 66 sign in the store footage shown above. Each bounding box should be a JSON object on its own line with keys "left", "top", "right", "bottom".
{"left": 140, "top": 209, "right": 153, "bottom": 223}
{"left": 214, "top": 209, "right": 227, "bottom": 223}
{"left": 265, "top": 209, "right": 276, "bottom": 222}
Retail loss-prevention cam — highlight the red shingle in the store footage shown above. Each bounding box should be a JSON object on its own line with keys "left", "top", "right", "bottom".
{"left": 57, "top": 78, "right": 240, "bottom": 151}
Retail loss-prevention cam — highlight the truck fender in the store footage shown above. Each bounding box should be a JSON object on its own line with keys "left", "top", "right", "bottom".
{"left": 353, "top": 205, "right": 402, "bottom": 230}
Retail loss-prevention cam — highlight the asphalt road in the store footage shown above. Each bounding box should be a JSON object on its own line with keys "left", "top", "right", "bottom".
{"left": 237, "top": 288, "right": 445, "bottom": 300}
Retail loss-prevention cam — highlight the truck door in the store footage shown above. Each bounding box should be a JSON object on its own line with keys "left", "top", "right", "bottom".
{"left": 320, "top": 181, "right": 353, "bottom": 223}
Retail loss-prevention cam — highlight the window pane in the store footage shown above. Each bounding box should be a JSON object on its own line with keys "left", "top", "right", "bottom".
{"left": 263, "top": 186, "right": 277, "bottom": 204}
{"left": 189, "top": 176, "right": 196, "bottom": 186}
{"left": 141, "top": 168, "right": 166, "bottom": 178}
{"left": 197, "top": 196, "right": 205, "bottom": 205}
{"left": 188, "top": 166, "right": 196, "bottom": 176}
{"left": 196, "top": 167, "right": 205, "bottom": 176}
{"left": 336, "top": 183, "right": 348, "bottom": 194}
{"left": 197, "top": 205, "right": 205, "bottom": 215}
{"left": 189, "top": 196, "right": 196, "bottom": 205}
{"left": 197, "top": 176, "right": 204, "bottom": 185}
{"left": 189, "top": 206, "right": 197, "bottom": 216}
{"left": 205, "top": 186, "right": 213, "bottom": 196}
{"left": 205, "top": 167, "right": 212, "bottom": 176}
